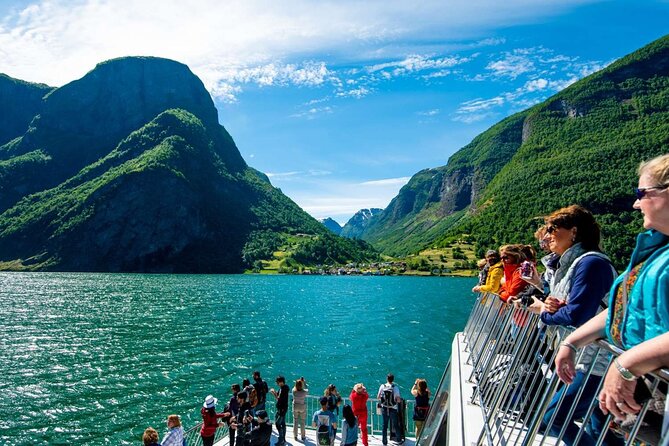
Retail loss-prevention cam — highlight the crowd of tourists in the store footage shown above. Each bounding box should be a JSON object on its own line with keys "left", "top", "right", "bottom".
{"left": 472, "top": 153, "right": 669, "bottom": 445}
{"left": 141, "top": 371, "right": 431, "bottom": 446}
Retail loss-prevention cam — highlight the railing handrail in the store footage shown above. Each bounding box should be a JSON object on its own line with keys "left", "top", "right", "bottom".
{"left": 182, "top": 390, "right": 422, "bottom": 445}
{"left": 458, "top": 291, "right": 669, "bottom": 446}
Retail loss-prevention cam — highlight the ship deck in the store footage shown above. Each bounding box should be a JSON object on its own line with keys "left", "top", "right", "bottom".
{"left": 214, "top": 428, "right": 416, "bottom": 446}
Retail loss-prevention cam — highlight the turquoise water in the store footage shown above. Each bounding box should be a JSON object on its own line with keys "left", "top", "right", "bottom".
{"left": 0, "top": 273, "right": 475, "bottom": 445}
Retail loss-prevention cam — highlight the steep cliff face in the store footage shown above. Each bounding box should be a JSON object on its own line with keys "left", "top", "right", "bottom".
{"left": 0, "top": 57, "right": 245, "bottom": 213}
{"left": 360, "top": 112, "right": 526, "bottom": 255}
{"left": 0, "top": 74, "right": 53, "bottom": 146}
{"left": 340, "top": 208, "right": 382, "bottom": 238}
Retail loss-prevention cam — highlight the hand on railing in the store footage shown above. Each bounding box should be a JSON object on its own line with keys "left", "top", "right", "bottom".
{"left": 598, "top": 363, "right": 641, "bottom": 419}
{"left": 555, "top": 342, "right": 577, "bottom": 384}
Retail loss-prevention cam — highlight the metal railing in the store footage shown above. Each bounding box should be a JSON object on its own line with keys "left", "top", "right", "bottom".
{"left": 183, "top": 394, "right": 419, "bottom": 445}
{"left": 460, "top": 292, "right": 669, "bottom": 446}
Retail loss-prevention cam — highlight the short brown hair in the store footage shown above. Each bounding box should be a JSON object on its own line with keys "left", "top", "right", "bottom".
{"left": 545, "top": 205, "right": 601, "bottom": 252}
{"left": 143, "top": 427, "right": 159, "bottom": 445}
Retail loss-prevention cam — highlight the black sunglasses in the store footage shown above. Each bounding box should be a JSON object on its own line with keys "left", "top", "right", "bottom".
{"left": 546, "top": 225, "right": 558, "bottom": 234}
{"left": 501, "top": 255, "right": 510, "bottom": 260}
{"left": 635, "top": 185, "right": 669, "bottom": 200}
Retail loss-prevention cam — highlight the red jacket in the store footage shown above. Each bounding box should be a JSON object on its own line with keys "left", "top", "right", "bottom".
{"left": 349, "top": 389, "right": 369, "bottom": 414}
{"left": 200, "top": 407, "right": 228, "bottom": 437}
{"left": 499, "top": 265, "right": 525, "bottom": 302}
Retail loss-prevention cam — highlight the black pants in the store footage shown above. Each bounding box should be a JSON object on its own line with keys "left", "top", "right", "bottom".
{"left": 202, "top": 434, "right": 215, "bottom": 446}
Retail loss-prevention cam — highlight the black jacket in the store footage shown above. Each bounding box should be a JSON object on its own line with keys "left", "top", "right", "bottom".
{"left": 245, "top": 420, "right": 272, "bottom": 446}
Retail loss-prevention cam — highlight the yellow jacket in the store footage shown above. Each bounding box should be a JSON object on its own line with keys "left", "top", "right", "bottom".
{"left": 478, "top": 261, "right": 503, "bottom": 294}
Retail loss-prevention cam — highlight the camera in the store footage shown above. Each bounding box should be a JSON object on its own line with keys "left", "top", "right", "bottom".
{"left": 520, "top": 294, "right": 534, "bottom": 307}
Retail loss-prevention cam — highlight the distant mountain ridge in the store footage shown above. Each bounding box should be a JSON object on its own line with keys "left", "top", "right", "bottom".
{"left": 358, "top": 34, "right": 669, "bottom": 267}
{"left": 0, "top": 57, "right": 372, "bottom": 272}
{"left": 341, "top": 208, "right": 383, "bottom": 239}
{"left": 320, "top": 217, "right": 342, "bottom": 235}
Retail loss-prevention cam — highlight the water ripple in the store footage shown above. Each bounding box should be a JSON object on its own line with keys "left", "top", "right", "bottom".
{"left": 0, "top": 272, "right": 475, "bottom": 445}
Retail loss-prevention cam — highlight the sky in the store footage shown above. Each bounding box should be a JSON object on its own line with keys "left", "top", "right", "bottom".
{"left": 0, "top": 1, "right": 668, "bottom": 225}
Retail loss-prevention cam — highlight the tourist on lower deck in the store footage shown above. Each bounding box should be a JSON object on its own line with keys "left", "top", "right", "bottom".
{"left": 293, "top": 377, "right": 309, "bottom": 441}
{"left": 557, "top": 153, "right": 669, "bottom": 444}
{"left": 235, "top": 391, "right": 254, "bottom": 444}
{"left": 349, "top": 383, "right": 369, "bottom": 446}
{"left": 160, "top": 414, "right": 184, "bottom": 446}
{"left": 254, "top": 371, "right": 269, "bottom": 411}
{"left": 340, "top": 404, "right": 359, "bottom": 446}
{"left": 228, "top": 384, "right": 241, "bottom": 446}
{"left": 245, "top": 410, "right": 273, "bottom": 446}
{"left": 313, "top": 396, "right": 337, "bottom": 446}
{"left": 526, "top": 205, "right": 616, "bottom": 446}
{"left": 377, "top": 373, "right": 401, "bottom": 445}
{"left": 270, "top": 375, "right": 290, "bottom": 446}
{"left": 143, "top": 427, "right": 161, "bottom": 446}
{"left": 201, "top": 395, "right": 231, "bottom": 446}
{"left": 411, "top": 379, "right": 430, "bottom": 438}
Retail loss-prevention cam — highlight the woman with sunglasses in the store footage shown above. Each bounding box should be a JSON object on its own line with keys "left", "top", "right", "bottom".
{"left": 498, "top": 245, "right": 528, "bottom": 302}
{"left": 556, "top": 154, "right": 669, "bottom": 432}
{"left": 526, "top": 205, "right": 617, "bottom": 445}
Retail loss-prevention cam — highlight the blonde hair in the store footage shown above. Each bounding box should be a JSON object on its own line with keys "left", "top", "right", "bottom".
{"left": 167, "top": 414, "right": 181, "bottom": 427}
{"left": 639, "top": 153, "right": 669, "bottom": 185}
{"left": 143, "top": 427, "right": 159, "bottom": 445}
{"left": 499, "top": 244, "right": 524, "bottom": 264}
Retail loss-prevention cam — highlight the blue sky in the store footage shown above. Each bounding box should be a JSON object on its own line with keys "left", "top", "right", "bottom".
{"left": 0, "top": 1, "right": 668, "bottom": 225}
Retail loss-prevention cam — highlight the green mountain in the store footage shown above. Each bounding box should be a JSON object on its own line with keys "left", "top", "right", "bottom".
{"left": 0, "top": 57, "right": 374, "bottom": 272}
{"left": 0, "top": 74, "right": 54, "bottom": 146}
{"left": 360, "top": 34, "right": 669, "bottom": 268}
{"left": 320, "top": 217, "right": 342, "bottom": 235}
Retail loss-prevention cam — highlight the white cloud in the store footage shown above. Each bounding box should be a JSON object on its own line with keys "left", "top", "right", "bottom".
{"left": 336, "top": 86, "right": 371, "bottom": 99}
{"left": 523, "top": 78, "right": 549, "bottom": 92}
{"left": 359, "top": 177, "right": 411, "bottom": 187}
{"left": 417, "top": 109, "right": 440, "bottom": 116}
{"left": 289, "top": 106, "right": 334, "bottom": 119}
{"left": 486, "top": 52, "right": 535, "bottom": 79}
{"left": 457, "top": 96, "right": 505, "bottom": 113}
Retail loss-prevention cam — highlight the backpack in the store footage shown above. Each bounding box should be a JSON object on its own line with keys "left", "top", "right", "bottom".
{"left": 316, "top": 414, "right": 332, "bottom": 446}
{"left": 255, "top": 379, "right": 268, "bottom": 404}
{"left": 380, "top": 384, "right": 396, "bottom": 408}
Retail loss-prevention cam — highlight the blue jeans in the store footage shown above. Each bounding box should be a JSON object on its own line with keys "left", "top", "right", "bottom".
{"left": 381, "top": 408, "right": 399, "bottom": 444}
{"left": 543, "top": 371, "right": 601, "bottom": 446}
{"left": 276, "top": 411, "right": 287, "bottom": 444}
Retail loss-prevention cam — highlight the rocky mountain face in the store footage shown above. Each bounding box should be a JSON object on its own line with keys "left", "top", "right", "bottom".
{"left": 340, "top": 208, "right": 383, "bottom": 239}
{"left": 358, "top": 34, "right": 669, "bottom": 265}
{"left": 320, "top": 217, "right": 342, "bottom": 235}
{"left": 0, "top": 74, "right": 53, "bottom": 146}
{"left": 0, "top": 57, "right": 327, "bottom": 272}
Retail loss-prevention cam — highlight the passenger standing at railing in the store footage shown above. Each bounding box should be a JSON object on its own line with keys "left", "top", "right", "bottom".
{"left": 525, "top": 205, "right": 616, "bottom": 446}
{"left": 411, "top": 379, "right": 430, "bottom": 438}
{"left": 228, "top": 384, "right": 241, "bottom": 446}
{"left": 253, "top": 371, "right": 270, "bottom": 412}
{"left": 200, "top": 395, "right": 231, "bottom": 446}
{"left": 160, "top": 414, "right": 185, "bottom": 446}
{"left": 557, "top": 153, "right": 669, "bottom": 442}
{"left": 498, "top": 245, "right": 527, "bottom": 302}
{"left": 341, "top": 404, "right": 359, "bottom": 446}
{"left": 293, "top": 377, "right": 309, "bottom": 441}
{"left": 270, "top": 375, "right": 290, "bottom": 446}
{"left": 472, "top": 250, "right": 503, "bottom": 294}
{"left": 349, "top": 383, "right": 369, "bottom": 446}
{"left": 377, "top": 374, "right": 401, "bottom": 446}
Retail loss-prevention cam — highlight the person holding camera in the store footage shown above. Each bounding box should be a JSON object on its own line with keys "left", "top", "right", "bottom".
{"left": 244, "top": 410, "right": 273, "bottom": 446}
{"left": 232, "top": 391, "right": 254, "bottom": 445}
{"left": 293, "top": 377, "right": 309, "bottom": 441}
{"left": 270, "top": 375, "right": 290, "bottom": 446}
{"left": 349, "top": 383, "right": 369, "bottom": 446}
{"left": 411, "top": 379, "right": 430, "bottom": 438}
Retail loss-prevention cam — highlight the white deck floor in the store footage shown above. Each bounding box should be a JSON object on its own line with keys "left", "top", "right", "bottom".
{"left": 214, "top": 427, "right": 416, "bottom": 446}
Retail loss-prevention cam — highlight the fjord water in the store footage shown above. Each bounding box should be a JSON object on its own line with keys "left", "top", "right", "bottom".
{"left": 0, "top": 273, "right": 475, "bottom": 445}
